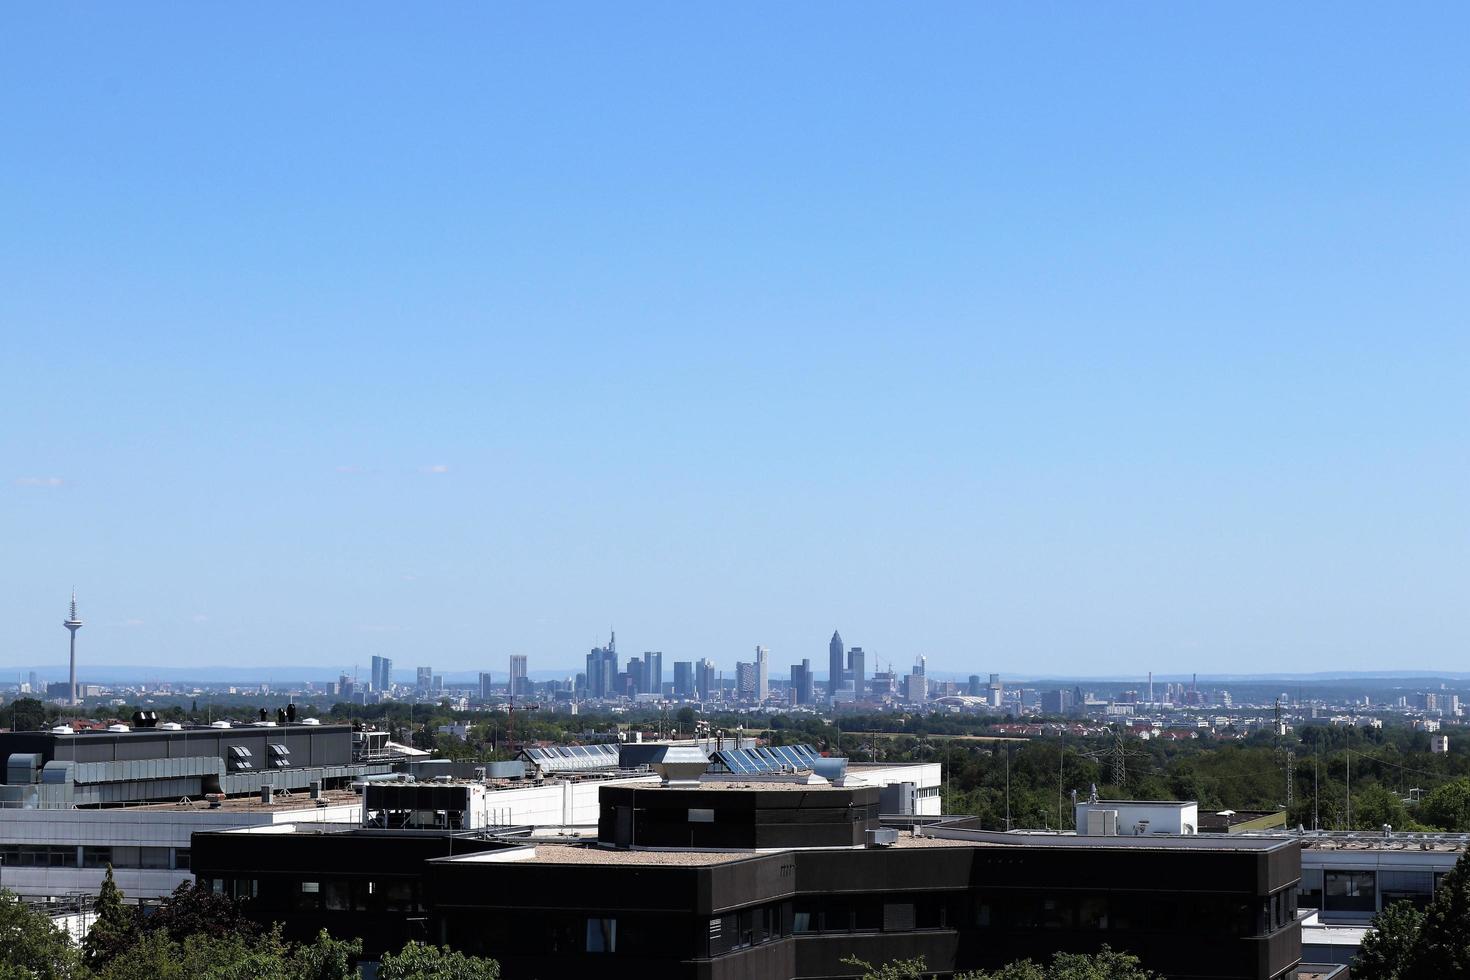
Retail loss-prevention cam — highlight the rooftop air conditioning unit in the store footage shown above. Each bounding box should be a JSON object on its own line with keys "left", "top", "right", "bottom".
{"left": 865, "top": 828, "right": 899, "bottom": 848}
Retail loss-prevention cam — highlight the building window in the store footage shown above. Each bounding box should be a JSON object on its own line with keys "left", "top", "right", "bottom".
{"left": 139, "top": 847, "right": 170, "bottom": 870}
{"left": 173, "top": 849, "right": 190, "bottom": 871}
{"left": 586, "top": 917, "right": 616, "bottom": 953}
{"left": 82, "top": 847, "right": 112, "bottom": 869}
{"left": 295, "top": 881, "right": 322, "bottom": 911}
{"left": 1324, "top": 870, "right": 1377, "bottom": 913}
{"left": 1078, "top": 897, "right": 1108, "bottom": 930}
{"left": 883, "top": 903, "right": 916, "bottom": 932}
{"left": 323, "top": 880, "right": 353, "bottom": 911}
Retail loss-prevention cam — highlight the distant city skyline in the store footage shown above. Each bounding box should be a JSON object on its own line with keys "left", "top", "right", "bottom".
{"left": 3, "top": 7, "right": 1467, "bottom": 675}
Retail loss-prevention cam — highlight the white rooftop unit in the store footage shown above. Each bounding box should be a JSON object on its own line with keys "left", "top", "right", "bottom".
{"left": 1075, "top": 800, "right": 1198, "bottom": 836}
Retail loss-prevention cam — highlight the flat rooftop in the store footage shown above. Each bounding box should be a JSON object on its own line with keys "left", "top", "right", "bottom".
{"left": 447, "top": 832, "right": 997, "bottom": 867}
{"left": 929, "top": 828, "right": 1296, "bottom": 853}
{"left": 1299, "top": 833, "right": 1469, "bottom": 853}
{"left": 132, "top": 788, "right": 361, "bottom": 812}
{"left": 628, "top": 779, "right": 857, "bottom": 792}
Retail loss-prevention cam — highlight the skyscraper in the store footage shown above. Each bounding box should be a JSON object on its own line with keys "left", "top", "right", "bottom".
{"left": 673, "top": 661, "right": 694, "bottom": 697}
{"left": 509, "top": 655, "right": 528, "bottom": 698}
{"left": 791, "top": 659, "right": 814, "bottom": 705}
{"left": 478, "top": 672, "right": 494, "bottom": 700}
{"left": 967, "top": 674, "right": 982, "bottom": 697}
{"left": 695, "top": 658, "right": 716, "bottom": 700}
{"left": 905, "top": 656, "right": 928, "bottom": 704}
{"left": 585, "top": 631, "right": 618, "bottom": 699}
{"left": 63, "top": 590, "right": 82, "bottom": 706}
{"left": 847, "top": 646, "right": 865, "bottom": 699}
{"left": 627, "top": 656, "right": 644, "bottom": 695}
{"left": 736, "top": 662, "right": 757, "bottom": 700}
{"left": 755, "top": 646, "right": 769, "bottom": 701}
{"left": 644, "top": 651, "right": 663, "bottom": 695}
{"left": 828, "top": 631, "right": 844, "bottom": 703}
{"left": 371, "top": 655, "right": 394, "bottom": 693}
{"left": 416, "top": 667, "right": 433, "bottom": 693}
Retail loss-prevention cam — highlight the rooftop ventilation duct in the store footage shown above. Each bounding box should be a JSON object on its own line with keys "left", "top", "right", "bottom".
{"left": 812, "top": 757, "right": 848, "bottom": 782}
{"left": 643, "top": 744, "right": 710, "bottom": 786}
{"left": 865, "top": 828, "right": 899, "bottom": 848}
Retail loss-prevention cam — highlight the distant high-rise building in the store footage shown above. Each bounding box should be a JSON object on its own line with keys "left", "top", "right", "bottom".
{"left": 338, "top": 673, "right": 355, "bottom": 698}
{"left": 371, "top": 655, "right": 394, "bottom": 693}
{"left": 627, "top": 657, "right": 644, "bottom": 694}
{"left": 967, "top": 675, "right": 982, "bottom": 697}
{"left": 791, "top": 659, "right": 814, "bottom": 705}
{"left": 736, "top": 662, "right": 757, "bottom": 700}
{"left": 63, "top": 590, "right": 82, "bottom": 706}
{"left": 1041, "top": 689, "right": 1074, "bottom": 715}
{"left": 695, "top": 658, "right": 716, "bottom": 700}
{"left": 673, "top": 661, "right": 694, "bottom": 697}
{"left": 904, "top": 656, "right": 928, "bottom": 703}
{"left": 987, "top": 673, "right": 1003, "bottom": 708}
{"left": 478, "top": 672, "right": 494, "bottom": 700}
{"left": 644, "top": 651, "right": 663, "bottom": 695}
{"left": 416, "top": 667, "right": 433, "bottom": 692}
{"left": 509, "top": 655, "right": 528, "bottom": 697}
{"left": 585, "top": 632, "right": 618, "bottom": 699}
{"left": 755, "top": 646, "right": 769, "bottom": 701}
{"left": 432, "top": 675, "right": 444, "bottom": 694}
{"left": 828, "top": 631, "right": 844, "bottom": 703}
{"left": 847, "top": 647, "right": 865, "bottom": 698}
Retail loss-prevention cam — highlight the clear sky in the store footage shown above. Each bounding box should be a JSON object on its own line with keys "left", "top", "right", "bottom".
{"left": 1, "top": 5, "right": 1466, "bottom": 679}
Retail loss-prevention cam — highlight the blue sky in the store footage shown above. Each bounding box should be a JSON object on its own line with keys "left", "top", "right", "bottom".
{"left": 1, "top": 5, "right": 1466, "bottom": 679}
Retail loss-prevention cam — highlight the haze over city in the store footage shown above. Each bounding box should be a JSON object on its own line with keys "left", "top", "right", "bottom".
{"left": 3, "top": 5, "right": 1467, "bottom": 678}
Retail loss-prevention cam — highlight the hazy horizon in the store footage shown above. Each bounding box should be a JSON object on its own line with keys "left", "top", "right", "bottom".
{"left": 3, "top": 6, "right": 1466, "bottom": 675}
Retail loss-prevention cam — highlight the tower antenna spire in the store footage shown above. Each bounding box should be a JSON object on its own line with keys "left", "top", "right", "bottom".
{"left": 63, "top": 589, "right": 84, "bottom": 707}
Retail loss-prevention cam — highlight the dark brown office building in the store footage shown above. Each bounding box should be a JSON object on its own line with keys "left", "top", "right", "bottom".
{"left": 193, "top": 780, "right": 1306, "bottom": 980}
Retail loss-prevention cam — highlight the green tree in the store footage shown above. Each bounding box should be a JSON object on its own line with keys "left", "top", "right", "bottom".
{"left": 376, "top": 942, "right": 499, "bottom": 980}
{"left": 1042, "top": 947, "right": 1158, "bottom": 980}
{"left": 0, "top": 889, "right": 86, "bottom": 980}
{"left": 84, "top": 865, "right": 140, "bottom": 970}
{"left": 142, "top": 881, "right": 256, "bottom": 943}
{"left": 289, "top": 930, "right": 362, "bottom": 980}
{"left": 1353, "top": 901, "right": 1423, "bottom": 980}
{"left": 1401, "top": 850, "right": 1470, "bottom": 979}
{"left": 1417, "top": 779, "right": 1470, "bottom": 832}
{"left": 846, "top": 948, "right": 1152, "bottom": 980}
{"left": 840, "top": 955, "right": 935, "bottom": 980}
{"left": 97, "top": 924, "right": 359, "bottom": 980}
{"left": 1350, "top": 784, "right": 1413, "bottom": 832}
{"left": 7, "top": 698, "right": 47, "bottom": 733}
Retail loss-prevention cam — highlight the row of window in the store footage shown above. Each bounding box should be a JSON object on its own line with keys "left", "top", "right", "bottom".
{"left": 197, "top": 876, "right": 422, "bottom": 913}
{"left": 0, "top": 845, "right": 188, "bottom": 871}
{"left": 794, "top": 890, "right": 1293, "bottom": 938}
{"left": 1302, "top": 869, "right": 1450, "bottom": 914}
{"left": 439, "top": 888, "right": 1296, "bottom": 961}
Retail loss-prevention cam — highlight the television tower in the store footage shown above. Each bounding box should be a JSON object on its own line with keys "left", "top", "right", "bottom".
{"left": 63, "top": 590, "right": 82, "bottom": 706}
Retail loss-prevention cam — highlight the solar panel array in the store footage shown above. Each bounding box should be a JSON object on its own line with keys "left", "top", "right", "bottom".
{"left": 714, "top": 743, "right": 821, "bottom": 774}
{"left": 522, "top": 743, "right": 622, "bottom": 772}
